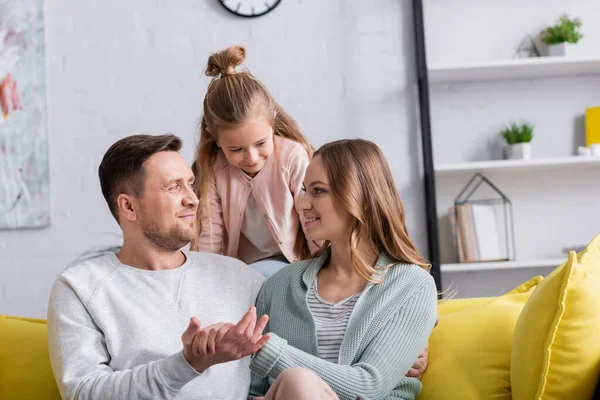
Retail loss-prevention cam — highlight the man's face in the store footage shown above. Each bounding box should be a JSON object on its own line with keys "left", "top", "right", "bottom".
{"left": 135, "top": 151, "right": 199, "bottom": 251}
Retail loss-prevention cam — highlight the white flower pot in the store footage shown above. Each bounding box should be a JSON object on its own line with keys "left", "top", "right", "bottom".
{"left": 547, "top": 42, "right": 575, "bottom": 57}
{"left": 505, "top": 143, "right": 532, "bottom": 160}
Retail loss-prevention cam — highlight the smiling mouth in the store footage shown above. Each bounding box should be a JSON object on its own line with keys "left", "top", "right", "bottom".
{"left": 304, "top": 217, "right": 321, "bottom": 228}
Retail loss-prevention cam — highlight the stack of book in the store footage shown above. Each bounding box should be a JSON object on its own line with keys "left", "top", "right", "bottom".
{"left": 449, "top": 204, "right": 509, "bottom": 263}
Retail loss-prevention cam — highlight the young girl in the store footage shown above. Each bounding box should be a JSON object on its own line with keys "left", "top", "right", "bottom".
{"left": 190, "top": 45, "right": 316, "bottom": 277}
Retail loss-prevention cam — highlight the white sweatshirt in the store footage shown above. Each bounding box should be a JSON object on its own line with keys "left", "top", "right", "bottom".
{"left": 47, "top": 250, "right": 265, "bottom": 400}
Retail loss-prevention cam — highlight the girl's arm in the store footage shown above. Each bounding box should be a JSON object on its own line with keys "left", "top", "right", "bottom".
{"left": 250, "top": 280, "right": 438, "bottom": 400}
{"left": 288, "top": 145, "right": 309, "bottom": 201}
{"left": 288, "top": 147, "right": 320, "bottom": 254}
{"left": 195, "top": 172, "right": 225, "bottom": 254}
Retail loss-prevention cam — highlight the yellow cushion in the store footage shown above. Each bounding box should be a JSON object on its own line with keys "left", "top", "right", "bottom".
{"left": 437, "top": 296, "right": 493, "bottom": 315}
{"left": 511, "top": 234, "right": 600, "bottom": 400}
{"left": 0, "top": 315, "right": 61, "bottom": 400}
{"left": 420, "top": 276, "right": 542, "bottom": 400}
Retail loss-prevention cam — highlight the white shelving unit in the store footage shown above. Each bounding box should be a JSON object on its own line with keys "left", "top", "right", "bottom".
{"left": 428, "top": 56, "right": 600, "bottom": 84}
{"left": 427, "top": 56, "right": 600, "bottom": 296}
{"left": 417, "top": 4, "right": 600, "bottom": 298}
{"left": 435, "top": 156, "right": 600, "bottom": 175}
{"left": 441, "top": 258, "right": 565, "bottom": 273}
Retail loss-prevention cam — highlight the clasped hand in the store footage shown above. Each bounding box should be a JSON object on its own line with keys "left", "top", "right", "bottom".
{"left": 181, "top": 306, "right": 270, "bottom": 373}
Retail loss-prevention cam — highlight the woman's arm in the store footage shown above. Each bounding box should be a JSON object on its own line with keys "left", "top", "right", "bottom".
{"left": 250, "top": 280, "right": 438, "bottom": 400}
{"left": 195, "top": 171, "right": 225, "bottom": 253}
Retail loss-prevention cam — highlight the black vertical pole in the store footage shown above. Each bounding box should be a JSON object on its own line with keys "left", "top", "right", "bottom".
{"left": 412, "top": 0, "right": 442, "bottom": 292}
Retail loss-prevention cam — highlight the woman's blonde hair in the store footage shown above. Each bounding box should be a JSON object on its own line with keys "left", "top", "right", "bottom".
{"left": 312, "top": 139, "right": 429, "bottom": 282}
{"left": 190, "top": 45, "right": 312, "bottom": 251}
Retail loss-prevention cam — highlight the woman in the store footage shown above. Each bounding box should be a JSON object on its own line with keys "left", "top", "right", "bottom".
{"left": 247, "top": 139, "right": 438, "bottom": 399}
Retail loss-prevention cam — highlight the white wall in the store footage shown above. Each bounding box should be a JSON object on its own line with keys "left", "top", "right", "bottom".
{"left": 424, "top": 0, "right": 600, "bottom": 65}
{"left": 423, "top": 0, "right": 600, "bottom": 297}
{"left": 0, "top": 0, "right": 425, "bottom": 318}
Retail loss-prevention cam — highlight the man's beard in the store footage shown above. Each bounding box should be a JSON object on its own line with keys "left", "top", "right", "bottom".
{"left": 139, "top": 212, "right": 194, "bottom": 251}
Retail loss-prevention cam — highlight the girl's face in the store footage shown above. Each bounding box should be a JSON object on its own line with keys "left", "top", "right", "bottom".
{"left": 216, "top": 115, "right": 275, "bottom": 177}
{"left": 299, "top": 155, "right": 353, "bottom": 243}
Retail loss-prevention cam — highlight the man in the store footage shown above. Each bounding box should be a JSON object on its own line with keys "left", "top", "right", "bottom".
{"left": 48, "top": 134, "right": 426, "bottom": 400}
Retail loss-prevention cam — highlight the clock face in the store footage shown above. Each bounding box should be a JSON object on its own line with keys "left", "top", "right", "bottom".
{"left": 218, "top": 0, "right": 281, "bottom": 18}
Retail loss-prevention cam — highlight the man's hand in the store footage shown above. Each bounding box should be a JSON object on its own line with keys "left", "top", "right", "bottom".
{"left": 182, "top": 317, "right": 212, "bottom": 372}
{"left": 406, "top": 345, "right": 428, "bottom": 378}
{"left": 406, "top": 317, "right": 438, "bottom": 379}
{"left": 182, "top": 307, "right": 270, "bottom": 373}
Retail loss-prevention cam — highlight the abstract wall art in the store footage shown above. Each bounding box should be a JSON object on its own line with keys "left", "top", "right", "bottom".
{"left": 0, "top": 0, "right": 50, "bottom": 229}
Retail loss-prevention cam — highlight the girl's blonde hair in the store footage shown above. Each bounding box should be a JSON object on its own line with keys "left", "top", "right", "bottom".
{"left": 312, "top": 139, "right": 429, "bottom": 282}
{"left": 190, "top": 45, "right": 313, "bottom": 251}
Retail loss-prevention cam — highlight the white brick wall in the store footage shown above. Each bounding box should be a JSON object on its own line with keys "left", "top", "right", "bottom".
{"left": 0, "top": 0, "right": 424, "bottom": 317}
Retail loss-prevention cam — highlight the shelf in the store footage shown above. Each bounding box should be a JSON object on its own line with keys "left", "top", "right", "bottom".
{"left": 441, "top": 258, "right": 564, "bottom": 273}
{"left": 435, "top": 156, "right": 600, "bottom": 175}
{"left": 428, "top": 57, "right": 600, "bottom": 84}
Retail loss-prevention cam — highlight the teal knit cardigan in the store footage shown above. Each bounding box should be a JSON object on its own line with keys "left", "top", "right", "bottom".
{"left": 248, "top": 250, "right": 438, "bottom": 400}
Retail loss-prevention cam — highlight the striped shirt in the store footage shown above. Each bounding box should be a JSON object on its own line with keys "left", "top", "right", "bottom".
{"left": 307, "top": 280, "right": 362, "bottom": 363}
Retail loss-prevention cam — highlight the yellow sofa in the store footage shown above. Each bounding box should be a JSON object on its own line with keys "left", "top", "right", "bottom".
{"left": 2, "top": 297, "right": 600, "bottom": 400}
{"left": 3, "top": 237, "right": 600, "bottom": 400}
{"left": 0, "top": 315, "right": 61, "bottom": 400}
{"left": 419, "top": 235, "right": 600, "bottom": 400}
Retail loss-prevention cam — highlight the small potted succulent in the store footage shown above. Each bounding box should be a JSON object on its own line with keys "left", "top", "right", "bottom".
{"left": 540, "top": 14, "right": 583, "bottom": 57}
{"left": 500, "top": 123, "right": 534, "bottom": 160}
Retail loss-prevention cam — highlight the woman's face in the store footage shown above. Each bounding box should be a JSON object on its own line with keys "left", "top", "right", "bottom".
{"left": 216, "top": 115, "right": 275, "bottom": 177}
{"left": 299, "top": 155, "right": 353, "bottom": 243}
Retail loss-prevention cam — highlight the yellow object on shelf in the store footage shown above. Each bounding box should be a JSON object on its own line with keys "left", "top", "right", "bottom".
{"left": 586, "top": 106, "right": 600, "bottom": 146}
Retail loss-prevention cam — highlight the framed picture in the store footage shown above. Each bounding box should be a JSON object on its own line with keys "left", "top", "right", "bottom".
{"left": 0, "top": 0, "right": 50, "bottom": 229}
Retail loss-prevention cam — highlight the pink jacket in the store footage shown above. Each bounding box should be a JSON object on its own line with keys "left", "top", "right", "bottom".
{"left": 196, "top": 135, "right": 317, "bottom": 263}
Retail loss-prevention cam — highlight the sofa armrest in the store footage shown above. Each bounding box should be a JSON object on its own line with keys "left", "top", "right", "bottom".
{"left": 0, "top": 315, "right": 61, "bottom": 400}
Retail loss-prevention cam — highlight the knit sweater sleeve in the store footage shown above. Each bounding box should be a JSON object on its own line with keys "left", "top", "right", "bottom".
{"left": 249, "top": 279, "right": 438, "bottom": 400}
{"left": 47, "top": 278, "right": 200, "bottom": 400}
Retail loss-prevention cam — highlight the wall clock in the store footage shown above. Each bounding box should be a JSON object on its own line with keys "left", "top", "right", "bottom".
{"left": 218, "top": 0, "right": 282, "bottom": 18}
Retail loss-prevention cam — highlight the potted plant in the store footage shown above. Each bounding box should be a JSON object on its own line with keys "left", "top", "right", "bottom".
{"left": 500, "top": 123, "right": 534, "bottom": 160}
{"left": 540, "top": 14, "right": 583, "bottom": 57}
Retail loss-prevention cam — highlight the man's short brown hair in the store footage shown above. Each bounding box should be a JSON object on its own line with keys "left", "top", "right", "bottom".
{"left": 98, "top": 134, "right": 182, "bottom": 222}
